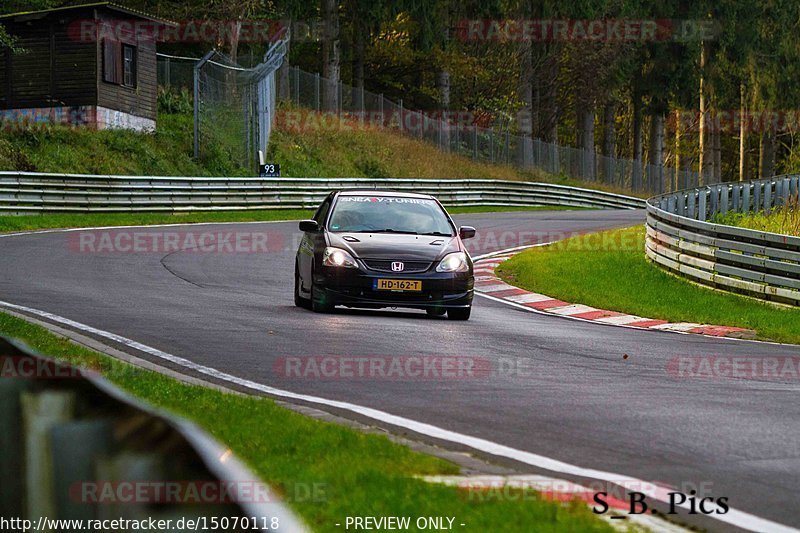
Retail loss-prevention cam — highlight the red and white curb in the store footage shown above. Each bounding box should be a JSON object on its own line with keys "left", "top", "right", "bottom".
{"left": 473, "top": 250, "right": 755, "bottom": 339}
{"left": 422, "top": 475, "right": 691, "bottom": 532}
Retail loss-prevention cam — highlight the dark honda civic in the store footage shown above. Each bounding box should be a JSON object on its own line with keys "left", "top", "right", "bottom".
{"left": 294, "top": 190, "right": 476, "bottom": 320}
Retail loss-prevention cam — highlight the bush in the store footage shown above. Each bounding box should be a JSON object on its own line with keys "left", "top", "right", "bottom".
{"left": 157, "top": 87, "right": 193, "bottom": 115}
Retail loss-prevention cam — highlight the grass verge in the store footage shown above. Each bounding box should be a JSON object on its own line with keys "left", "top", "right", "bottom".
{"left": 714, "top": 206, "right": 800, "bottom": 236}
{"left": 497, "top": 226, "right": 800, "bottom": 344}
{"left": 0, "top": 312, "right": 612, "bottom": 532}
{"left": 0, "top": 205, "right": 580, "bottom": 234}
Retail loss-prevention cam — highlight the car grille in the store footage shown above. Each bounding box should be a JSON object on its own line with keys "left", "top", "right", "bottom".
{"left": 362, "top": 259, "right": 432, "bottom": 273}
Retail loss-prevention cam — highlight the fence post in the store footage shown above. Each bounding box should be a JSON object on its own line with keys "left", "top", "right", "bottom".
{"left": 193, "top": 50, "right": 215, "bottom": 160}
{"left": 293, "top": 66, "right": 300, "bottom": 106}
{"left": 314, "top": 73, "right": 320, "bottom": 111}
{"left": 164, "top": 56, "right": 171, "bottom": 87}
{"left": 398, "top": 98, "right": 403, "bottom": 132}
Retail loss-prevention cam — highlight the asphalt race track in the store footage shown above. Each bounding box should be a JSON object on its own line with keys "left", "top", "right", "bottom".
{"left": 2, "top": 209, "right": 799, "bottom": 532}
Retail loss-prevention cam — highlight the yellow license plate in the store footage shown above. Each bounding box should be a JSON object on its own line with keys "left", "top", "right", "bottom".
{"left": 374, "top": 279, "right": 422, "bottom": 291}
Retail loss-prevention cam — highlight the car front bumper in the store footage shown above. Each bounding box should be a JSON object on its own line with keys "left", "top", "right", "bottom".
{"left": 313, "top": 266, "right": 474, "bottom": 310}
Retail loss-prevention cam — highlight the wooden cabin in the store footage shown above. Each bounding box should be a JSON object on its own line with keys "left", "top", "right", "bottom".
{"left": 0, "top": 3, "right": 171, "bottom": 131}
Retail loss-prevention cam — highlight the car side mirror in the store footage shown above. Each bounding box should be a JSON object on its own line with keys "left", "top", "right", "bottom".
{"left": 299, "top": 220, "right": 319, "bottom": 232}
{"left": 459, "top": 226, "right": 476, "bottom": 240}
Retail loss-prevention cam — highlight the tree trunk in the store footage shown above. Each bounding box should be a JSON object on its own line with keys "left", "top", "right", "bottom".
{"left": 603, "top": 102, "right": 615, "bottom": 156}
{"left": 632, "top": 89, "right": 643, "bottom": 162}
{"left": 649, "top": 112, "right": 665, "bottom": 167}
{"left": 353, "top": 19, "right": 365, "bottom": 89}
{"left": 739, "top": 82, "right": 747, "bottom": 181}
{"left": 698, "top": 42, "right": 709, "bottom": 184}
{"left": 437, "top": 71, "right": 450, "bottom": 109}
{"left": 712, "top": 114, "right": 722, "bottom": 182}
{"left": 540, "top": 54, "right": 559, "bottom": 143}
{"left": 576, "top": 102, "right": 595, "bottom": 179}
{"left": 516, "top": 41, "right": 533, "bottom": 166}
{"left": 228, "top": 20, "right": 242, "bottom": 65}
{"left": 321, "top": 0, "right": 340, "bottom": 112}
{"left": 759, "top": 128, "right": 775, "bottom": 179}
{"left": 674, "top": 109, "right": 682, "bottom": 189}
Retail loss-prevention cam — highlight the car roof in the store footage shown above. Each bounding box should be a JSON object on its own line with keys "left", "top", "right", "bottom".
{"left": 334, "top": 189, "right": 436, "bottom": 200}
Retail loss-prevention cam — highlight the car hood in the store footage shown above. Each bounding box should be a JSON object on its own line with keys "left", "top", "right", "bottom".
{"left": 327, "top": 232, "right": 461, "bottom": 262}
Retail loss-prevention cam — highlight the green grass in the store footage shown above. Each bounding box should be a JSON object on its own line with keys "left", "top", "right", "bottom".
{"left": 0, "top": 114, "right": 251, "bottom": 176}
{"left": 0, "top": 312, "right": 612, "bottom": 532}
{"left": 0, "top": 205, "right": 581, "bottom": 234}
{"left": 715, "top": 206, "right": 800, "bottom": 236}
{"left": 267, "top": 107, "right": 644, "bottom": 197}
{"left": 497, "top": 226, "right": 800, "bottom": 344}
{"left": 0, "top": 209, "right": 315, "bottom": 233}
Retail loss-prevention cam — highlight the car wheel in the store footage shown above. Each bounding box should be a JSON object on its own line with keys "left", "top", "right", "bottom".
{"left": 447, "top": 307, "right": 471, "bottom": 321}
{"left": 426, "top": 307, "right": 446, "bottom": 317}
{"left": 294, "top": 264, "right": 311, "bottom": 309}
{"left": 310, "top": 264, "right": 334, "bottom": 313}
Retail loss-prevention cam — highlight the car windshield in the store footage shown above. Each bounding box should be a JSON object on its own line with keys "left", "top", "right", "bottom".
{"left": 328, "top": 195, "right": 454, "bottom": 235}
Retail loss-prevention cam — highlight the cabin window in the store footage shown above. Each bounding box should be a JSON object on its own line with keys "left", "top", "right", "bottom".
{"left": 122, "top": 44, "right": 136, "bottom": 87}
{"left": 102, "top": 39, "right": 136, "bottom": 88}
{"left": 102, "top": 39, "right": 120, "bottom": 84}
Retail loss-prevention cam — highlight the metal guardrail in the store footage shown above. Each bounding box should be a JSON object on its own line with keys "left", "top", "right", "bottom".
{"left": 0, "top": 336, "right": 308, "bottom": 532}
{"left": 646, "top": 176, "right": 800, "bottom": 306}
{"left": 0, "top": 172, "right": 644, "bottom": 214}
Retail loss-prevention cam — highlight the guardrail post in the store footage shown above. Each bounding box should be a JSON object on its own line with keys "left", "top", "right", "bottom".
{"left": 698, "top": 188, "right": 707, "bottom": 221}
{"left": 764, "top": 180, "right": 772, "bottom": 214}
{"left": 22, "top": 390, "right": 77, "bottom": 520}
{"left": 720, "top": 184, "right": 729, "bottom": 214}
{"left": 743, "top": 183, "right": 751, "bottom": 213}
{"left": 0, "top": 380, "right": 26, "bottom": 516}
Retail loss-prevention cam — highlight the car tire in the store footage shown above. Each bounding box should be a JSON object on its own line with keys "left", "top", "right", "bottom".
{"left": 447, "top": 307, "right": 471, "bottom": 321}
{"left": 310, "top": 264, "right": 334, "bottom": 313}
{"left": 294, "top": 264, "right": 311, "bottom": 309}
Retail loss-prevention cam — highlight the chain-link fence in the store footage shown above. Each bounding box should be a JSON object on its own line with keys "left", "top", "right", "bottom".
{"left": 194, "top": 43, "right": 286, "bottom": 171}
{"left": 156, "top": 53, "right": 195, "bottom": 89}
{"left": 157, "top": 53, "right": 708, "bottom": 193}
{"left": 277, "top": 64, "right": 707, "bottom": 195}
{"left": 157, "top": 42, "right": 286, "bottom": 173}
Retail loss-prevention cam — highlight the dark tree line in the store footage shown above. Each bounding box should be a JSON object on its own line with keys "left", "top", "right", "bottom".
{"left": 5, "top": 0, "right": 800, "bottom": 182}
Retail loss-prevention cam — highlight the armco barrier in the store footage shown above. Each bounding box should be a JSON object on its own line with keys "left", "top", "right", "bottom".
{"left": 646, "top": 176, "right": 800, "bottom": 306}
{"left": 0, "top": 172, "right": 644, "bottom": 213}
{"left": 0, "top": 336, "right": 308, "bottom": 532}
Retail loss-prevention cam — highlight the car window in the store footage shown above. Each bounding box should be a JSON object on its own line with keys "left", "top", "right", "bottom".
{"left": 328, "top": 196, "right": 454, "bottom": 235}
{"left": 314, "top": 197, "right": 332, "bottom": 225}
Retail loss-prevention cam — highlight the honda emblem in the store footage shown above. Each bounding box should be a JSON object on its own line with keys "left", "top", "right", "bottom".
{"left": 391, "top": 261, "right": 404, "bottom": 272}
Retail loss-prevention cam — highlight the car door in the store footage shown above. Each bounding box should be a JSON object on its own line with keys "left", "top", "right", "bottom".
{"left": 297, "top": 193, "right": 333, "bottom": 295}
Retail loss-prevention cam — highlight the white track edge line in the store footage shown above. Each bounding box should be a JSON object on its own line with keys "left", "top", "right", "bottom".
{"left": 0, "top": 299, "right": 794, "bottom": 533}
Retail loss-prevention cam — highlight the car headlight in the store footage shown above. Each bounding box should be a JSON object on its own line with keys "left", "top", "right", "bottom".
{"left": 323, "top": 247, "right": 358, "bottom": 268}
{"left": 436, "top": 252, "right": 469, "bottom": 273}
